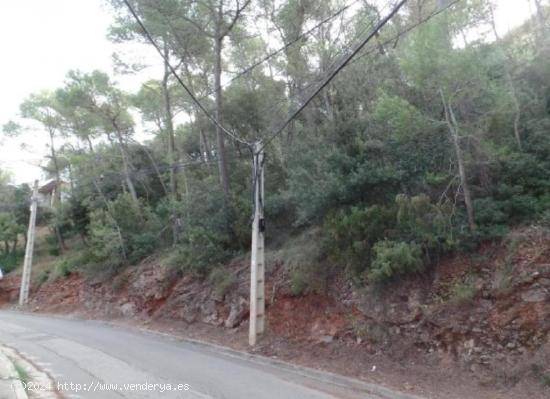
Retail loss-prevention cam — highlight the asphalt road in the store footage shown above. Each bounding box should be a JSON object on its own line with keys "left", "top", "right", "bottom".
{"left": 0, "top": 311, "right": 387, "bottom": 399}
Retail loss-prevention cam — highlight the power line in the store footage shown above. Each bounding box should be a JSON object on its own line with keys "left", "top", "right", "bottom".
{"left": 262, "top": 1, "right": 393, "bottom": 130}
{"left": 259, "top": 0, "right": 464, "bottom": 151}
{"left": 282, "top": 0, "right": 456, "bottom": 112}
{"left": 207, "top": 0, "right": 363, "bottom": 96}
{"left": 292, "top": 0, "right": 463, "bottom": 108}
{"left": 259, "top": 0, "right": 410, "bottom": 152}
{"left": 121, "top": 0, "right": 251, "bottom": 147}
{"left": 147, "top": 0, "right": 363, "bottom": 99}
{"left": 350, "top": 0, "right": 463, "bottom": 65}
{"left": 69, "top": 151, "right": 247, "bottom": 194}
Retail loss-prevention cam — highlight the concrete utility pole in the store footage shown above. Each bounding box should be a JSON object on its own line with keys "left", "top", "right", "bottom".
{"left": 249, "top": 142, "right": 265, "bottom": 346}
{"left": 19, "top": 180, "right": 39, "bottom": 306}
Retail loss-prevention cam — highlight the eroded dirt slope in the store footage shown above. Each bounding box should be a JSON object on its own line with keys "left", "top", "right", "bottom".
{"left": 1, "top": 227, "right": 549, "bottom": 399}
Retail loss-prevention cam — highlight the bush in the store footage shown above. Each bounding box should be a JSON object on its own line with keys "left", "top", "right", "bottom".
{"left": 54, "top": 259, "right": 74, "bottom": 279}
{"left": 448, "top": 274, "right": 479, "bottom": 305}
{"left": 274, "top": 229, "right": 329, "bottom": 296}
{"left": 35, "top": 269, "right": 50, "bottom": 287}
{"left": 531, "top": 364, "right": 550, "bottom": 387}
{"left": 209, "top": 267, "right": 237, "bottom": 298}
{"left": 88, "top": 193, "right": 162, "bottom": 271}
{"left": 163, "top": 177, "right": 247, "bottom": 275}
{"left": 0, "top": 253, "right": 20, "bottom": 274}
{"left": 324, "top": 205, "right": 395, "bottom": 276}
{"left": 289, "top": 268, "right": 308, "bottom": 296}
{"left": 45, "top": 234, "right": 61, "bottom": 257}
{"left": 395, "top": 194, "right": 455, "bottom": 254}
{"left": 174, "top": 226, "right": 232, "bottom": 275}
{"left": 367, "top": 240, "right": 423, "bottom": 283}
{"left": 51, "top": 251, "right": 91, "bottom": 280}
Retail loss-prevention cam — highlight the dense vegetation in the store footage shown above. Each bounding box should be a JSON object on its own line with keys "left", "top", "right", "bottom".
{"left": 1, "top": 0, "right": 549, "bottom": 288}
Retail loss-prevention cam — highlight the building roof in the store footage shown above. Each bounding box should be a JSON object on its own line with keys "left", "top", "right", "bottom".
{"left": 38, "top": 180, "right": 65, "bottom": 194}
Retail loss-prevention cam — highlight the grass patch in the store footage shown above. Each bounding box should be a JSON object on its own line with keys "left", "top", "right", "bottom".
{"left": 351, "top": 319, "right": 388, "bottom": 344}
{"left": 14, "top": 362, "right": 30, "bottom": 387}
{"left": 448, "top": 273, "right": 479, "bottom": 305}
{"left": 0, "top": 252, "right": 23, "bottom": 274}
{"left": 269, "top": 228, "right": 329, "bottom": 296}
{"left": 532, "top": 364, "right": 550, "bottom": 387}
{"left": 209, "top": 267, "right": 237, "bottom": 298}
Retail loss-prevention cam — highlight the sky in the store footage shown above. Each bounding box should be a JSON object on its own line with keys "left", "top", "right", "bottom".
{"left": 0, "top": 0, "right": 539, "bottom": 184}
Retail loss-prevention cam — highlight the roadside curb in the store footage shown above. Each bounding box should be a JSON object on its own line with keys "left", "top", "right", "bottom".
{"left": 0, "top": 346, "right": 28, "bottom": 399}
{"left": 8, "top": 310, "right": 426, "bottom": 399}
{"left": 131, "top": 325, "right": 426, "bottom": 399}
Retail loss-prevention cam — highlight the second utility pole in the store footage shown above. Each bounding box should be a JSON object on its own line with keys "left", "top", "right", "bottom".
{"left": 249, "top": 142, "right": 265, "bottom": 346}
{"left": 19, "top": 180, "right": 39, "bottom": 306}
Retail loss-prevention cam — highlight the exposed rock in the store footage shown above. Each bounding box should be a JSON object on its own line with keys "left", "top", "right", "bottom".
{"left": 224, "top": 297, "right": 248, "bottom": 328}
{"left": 464, "top": 339, "right": 475, "bottom": 349}
{"left": 179, "top": 305, "right": 199, "bottom": 324}
{"left": 119, "top": 302, "right": 136, "bottom": 317}
{"left": 319, "top": 335, "right": 334, "bottom": 344}
{"left": 521, "top": 288, "right": 548, "bottom": 303}
{"left": 200, "top": 299, "right": 219, "bottom": 325}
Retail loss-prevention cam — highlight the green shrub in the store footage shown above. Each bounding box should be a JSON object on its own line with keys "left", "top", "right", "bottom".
{"left": 448, "top": 274, "right": 478, "bottom": 305}
{"left": 111, "top": 273, "right": 129, "bottom": 291}
{"left": 395, "top": 193, "right": 455, "bottom": 254}
{"left": 474, "top": 197, "right": 508, "bottom": 226}
{"left": 289, "top": 268, "right": 308, "bottom": 296}
{"left": 174, "top": 227, "right": 232, "bottom": 275}
{"left": 0, "top": 253, "right": 20, "bottom": 274}
{"left": 45, "top": 235, "right": 61, "bottom": 257}
{"left": 127, "top": 232, "right": 157, "bottom": 264}
{"left": 209, "top": 267, "right": 237, "bottom": 298}
{"left": 531, "top": 364, "right": 550, "bottom": 387}
{"left": 275, "top": 230, "right": 329, "bottom": 296}
{"left": 368, "top": 240, "right": 423, "bottom": 283}
{"left": 351, "top": 318, "right": 388, "bottom": 343}
{"left": 541, "top": 209, "right": 550, "bottom": 227}
{"left": 324, "top": 205, "right": 395, "bottom": 276}
{"left": 51, "top": 252, "right": 90, "bottom": 280}
{"left": 54, "top": 259, "right": 74, "bottom": 278}
{"left": 35, "top": 269, "right": 50, "bottom": 287}
{"left": 88, "top": 193, "right": 162, "bottom": 271}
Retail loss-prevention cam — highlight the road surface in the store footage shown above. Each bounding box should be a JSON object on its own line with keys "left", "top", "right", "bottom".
{"left": 0, "top": 311, "right": 391, "bottom": 399}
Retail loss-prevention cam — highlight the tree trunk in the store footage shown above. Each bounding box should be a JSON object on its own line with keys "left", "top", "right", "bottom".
{"left": 488, "top": 4, "right": 523, "bottom": 150}
{"left": 92, "top": 179, "right": 127, "bottom": 261}
{"left": 533, "top": 0, "right": 548, "bottom": 38}
{"left": 200, "top": 129, "right": 211, "bottom": 162}
{"left": 86, "top": 136, "right": 95, "bottom": 153}
{"left": 49, "top": 129, "right": 66, "bottom": 252}
{"left": 214, "top": 3, "right": 230, "bottom": 197}
{"left": 162, "top": 39, "right": 178, "bottom": 198}
{"left": 440, "top": 90, "right": 476, "bottom": 232}
{"left": 114, "top": 128, "right": 138, "bottom": 204}
{"left": 137, "top": 141, "right": 168, "bottom": 196}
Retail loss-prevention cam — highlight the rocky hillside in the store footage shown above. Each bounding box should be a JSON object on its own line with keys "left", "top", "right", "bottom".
{"left": 1, "top": 227, "right": 549, "bottom": 399}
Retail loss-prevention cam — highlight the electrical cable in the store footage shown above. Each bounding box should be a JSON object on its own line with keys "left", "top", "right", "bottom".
{"left": 259, "top": 0, "right": 464, "bottom": 152}
{"left": 149, "top": 0, "right": 364, "bottom": 99}
{"left": 121, "top": 0, "right": 252, "bottom": 147}
{"left": 258, "top": 0, "right": 410, "bottom": 153}
{"left": 262, "top": 0, "right": 394, "bottom": 131}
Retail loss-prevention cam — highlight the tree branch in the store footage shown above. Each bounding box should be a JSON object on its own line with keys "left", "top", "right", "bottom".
{"left": 221, "top": 0, "right": 251, "bottom": 38}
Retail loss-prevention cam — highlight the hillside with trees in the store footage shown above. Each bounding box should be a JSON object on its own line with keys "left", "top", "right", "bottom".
{"left": 0, "top": 1, "right": 549, "bottom": 397}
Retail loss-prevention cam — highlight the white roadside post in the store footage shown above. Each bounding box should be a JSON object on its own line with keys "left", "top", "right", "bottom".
{"left": 249, "top": 142, "right": 265, "bottom": 346}
{"left": 19, "top": 180, "right": 39, "bottom": 306}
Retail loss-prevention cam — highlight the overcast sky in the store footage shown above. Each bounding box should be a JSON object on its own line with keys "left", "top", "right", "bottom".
{"left": 0, "top": 0, "right": 538, "bottom": 184}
